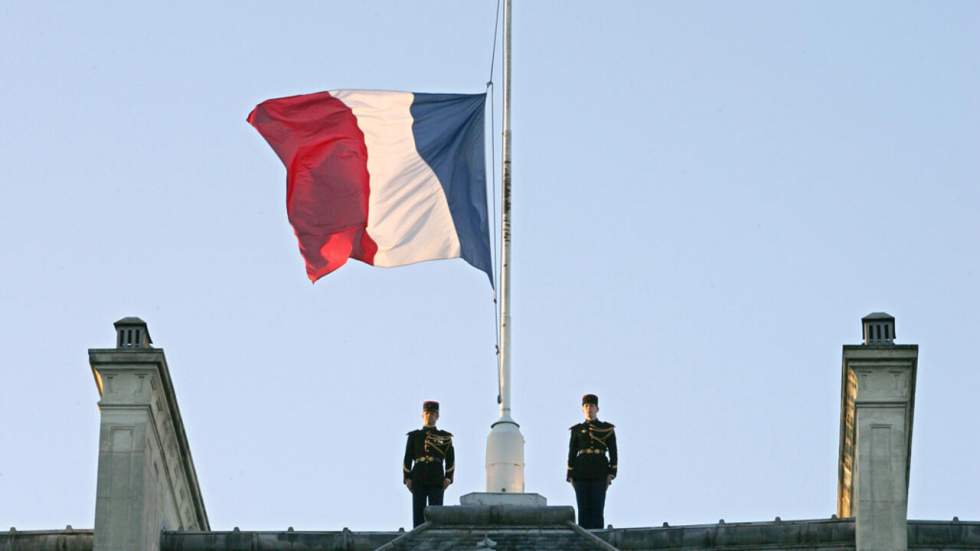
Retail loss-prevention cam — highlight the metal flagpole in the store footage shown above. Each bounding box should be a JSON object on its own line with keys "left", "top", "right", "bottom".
{"left": 485, "top": 0, "right": 526, "bottom": 494}
{"left": 499, "top": 0, "right": 513, "bottom": 426}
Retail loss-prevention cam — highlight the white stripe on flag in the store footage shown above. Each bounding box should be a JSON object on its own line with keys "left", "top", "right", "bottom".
{"left": 331, "top": 90, "right": 461, "bottom": 267}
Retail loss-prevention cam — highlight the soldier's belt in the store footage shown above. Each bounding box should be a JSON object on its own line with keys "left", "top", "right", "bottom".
{"left": 415, "top": 456, "right": 440, "bottom": 463}
{"left": 577, "top": 448, "right": 606, "bottom": 456}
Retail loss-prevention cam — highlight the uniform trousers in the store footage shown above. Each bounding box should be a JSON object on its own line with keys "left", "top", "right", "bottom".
{"left": 573, "top": 478, "right": 608, "bottom": 529}
{"left": 411, "top": 484, "right": 444, "bottom": 527}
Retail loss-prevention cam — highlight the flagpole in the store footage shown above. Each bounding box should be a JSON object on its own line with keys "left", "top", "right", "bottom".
{"left": 485, "top": 0, "right": 526, "bottom": 494}
{"left": 499, "top": 0, "right": 513, "bottom": 424}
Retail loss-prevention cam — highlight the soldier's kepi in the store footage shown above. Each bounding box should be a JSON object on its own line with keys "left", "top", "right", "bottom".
{"left": 567, "top": 393, "right": 618, "bottom": 529}
{"left": 403, "top": 400, "right": 455, "bottom": 527}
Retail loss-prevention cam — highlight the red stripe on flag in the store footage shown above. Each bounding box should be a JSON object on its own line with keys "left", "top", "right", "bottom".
{"left": 248, "top": 92, "right": 377, "bottom": 282}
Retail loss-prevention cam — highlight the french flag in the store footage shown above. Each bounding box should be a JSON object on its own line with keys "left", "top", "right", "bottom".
{"left": 248, "top": 90, "right": 492, "bottom": 285}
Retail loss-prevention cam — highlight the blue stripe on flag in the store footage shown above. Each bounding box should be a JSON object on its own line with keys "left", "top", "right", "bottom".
{"left": 410, "top": 93, "right": 493, "bottom": 285}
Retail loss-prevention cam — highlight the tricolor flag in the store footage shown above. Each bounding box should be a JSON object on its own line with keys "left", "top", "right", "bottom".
{"left": 248, "top": 90, "right": 492, "bottom": 284}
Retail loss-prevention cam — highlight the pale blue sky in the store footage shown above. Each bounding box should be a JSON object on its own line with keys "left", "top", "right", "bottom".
{"left": 1, "top": 0, "right": 978, "bottom": 531}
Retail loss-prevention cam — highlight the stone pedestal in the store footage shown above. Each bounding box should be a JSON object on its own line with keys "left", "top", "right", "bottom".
{"left": 90, "top": 318, "right": 208, "bottom": 551}
{"left": 426, "top": 504, "right": 572, "bottom": 525}
{"left": 837, "top": 313, "right": 917, "bottom": 551}
{"left": 460, "top": 492, "right": 547, "bottom": 506}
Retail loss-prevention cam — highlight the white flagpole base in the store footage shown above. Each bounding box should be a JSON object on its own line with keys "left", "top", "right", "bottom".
{"left": 485, "top": 416, "right": 525, "bottom": 493}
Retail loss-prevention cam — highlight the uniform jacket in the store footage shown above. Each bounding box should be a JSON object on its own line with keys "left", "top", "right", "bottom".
{"left": 567, "top": 419, "right": 617, "bottom": 481}
{"left": 403, "top": 426, "right": 455, "bottom": 486}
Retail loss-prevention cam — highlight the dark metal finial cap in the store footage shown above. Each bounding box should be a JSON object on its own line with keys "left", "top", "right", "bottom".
{"left": 861, "top": 312, "right": 895, "bottom": 346}
{"left": 113, "top": 317, "right": 152, "bottom": 349}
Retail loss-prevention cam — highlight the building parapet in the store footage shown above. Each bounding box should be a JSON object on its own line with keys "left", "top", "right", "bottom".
{"left": 155, "top": 520, "right": 980, "bottom": 551}
{"left": 0, "top": 529, "right": 93, "bottom": 551}
{"left": 161, "top": 529, "right": 399, "bottom": 551}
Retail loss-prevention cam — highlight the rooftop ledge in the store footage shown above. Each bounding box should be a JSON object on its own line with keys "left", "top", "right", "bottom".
{"left": 12, "top": 518, "right": 977, "bottom": 551}
{"left": 150, "top": 518, "right": 980, "bottom": 551}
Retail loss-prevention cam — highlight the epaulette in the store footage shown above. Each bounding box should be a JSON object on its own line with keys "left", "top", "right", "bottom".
{"left": 570, "top": 423, "right": 583, "bottom": 430}
{"left": 439, "top": 429, "right": 454, "bottom": 437}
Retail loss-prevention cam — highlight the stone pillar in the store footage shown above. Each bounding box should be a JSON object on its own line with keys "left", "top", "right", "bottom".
{"left": 837, "top": 313, "right": 917, "bottom": 551}
{"left": 90, "top": 318, "right": 209, "bottom": 551}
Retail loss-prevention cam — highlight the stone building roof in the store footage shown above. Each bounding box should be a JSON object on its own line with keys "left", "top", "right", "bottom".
{"left": 4, "top": 513, "right": 979, "bottom": 551}
{"left": 155, "top": 508, "right": 979, "bottom": 551}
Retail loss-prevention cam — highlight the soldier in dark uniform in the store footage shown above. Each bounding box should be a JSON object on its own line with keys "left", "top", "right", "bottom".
{"left": 567, "top": 393, "right": 617, "bottom": 529}
{"left": 403, "top": 400, "right": 455, "bottom": 527}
